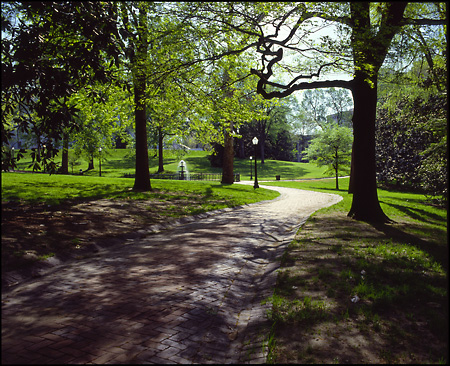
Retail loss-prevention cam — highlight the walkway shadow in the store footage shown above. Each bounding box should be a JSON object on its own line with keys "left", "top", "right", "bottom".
{"left": 2, "top": 207, "right": 287, "bottom": 363}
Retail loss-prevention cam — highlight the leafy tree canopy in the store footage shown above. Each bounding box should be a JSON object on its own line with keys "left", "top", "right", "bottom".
{"left": 306, "top": 126, "right": 353, "bottom": 190}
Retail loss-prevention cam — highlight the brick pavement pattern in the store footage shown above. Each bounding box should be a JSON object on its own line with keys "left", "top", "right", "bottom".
{"left": 2, "top": 184, "right": 342, "bottom": 364}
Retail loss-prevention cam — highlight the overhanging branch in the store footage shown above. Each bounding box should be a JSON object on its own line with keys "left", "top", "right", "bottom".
{"left": 401, "top": 17, "right": 447, "bottom": 26}
{"left": 251, "top": 77, "right": 354, "bottom": 99}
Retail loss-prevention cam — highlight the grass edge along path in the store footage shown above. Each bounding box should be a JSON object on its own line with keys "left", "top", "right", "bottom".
{"left": 262, "top": 178, "right": 448, "bottom": 364}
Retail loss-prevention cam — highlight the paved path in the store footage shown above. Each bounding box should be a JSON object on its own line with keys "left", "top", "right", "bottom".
{"left": 2, "top": 184, "right": 342, "bottom": 364}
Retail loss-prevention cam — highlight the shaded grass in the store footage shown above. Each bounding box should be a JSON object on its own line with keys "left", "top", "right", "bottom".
{"left": 262, "top": 179, "right": 448, "bottom": 364}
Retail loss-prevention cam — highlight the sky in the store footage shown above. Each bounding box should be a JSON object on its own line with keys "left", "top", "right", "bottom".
{"left": 266, "top": 16, "right": 354, "bottom": 111}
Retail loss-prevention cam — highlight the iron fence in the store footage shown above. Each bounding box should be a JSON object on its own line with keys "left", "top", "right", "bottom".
{"left": 124, "top": 172, "right": 240, "bottom": 182}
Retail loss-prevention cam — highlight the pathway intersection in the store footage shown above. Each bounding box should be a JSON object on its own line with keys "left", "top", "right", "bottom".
{"left": 2, "top": 183, "right": 342, "bottom": 364}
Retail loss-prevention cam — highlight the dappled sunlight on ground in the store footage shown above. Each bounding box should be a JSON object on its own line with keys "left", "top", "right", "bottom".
{"left": 269, "top": 212, "right": 448, "bottom": 364}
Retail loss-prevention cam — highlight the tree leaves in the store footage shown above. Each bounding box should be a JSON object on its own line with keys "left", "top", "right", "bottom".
{"left": 306, "top": 126, "right": 353, "bottom": 189}
{"left": 375, "top": 90, "right": 447, "bottom": 203}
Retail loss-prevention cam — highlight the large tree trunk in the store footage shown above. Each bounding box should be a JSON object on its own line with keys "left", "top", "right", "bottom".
{"left": 157, "top": 126, "right": 164, "bottom": 173}
{"left": 133, "top": 76, "right": 152, "bottom": 191}
{"left": 348, "top": 73, "right": 389, "bottom": 222}
{"left": 346, "top": 2, "right": 407, "bottom": 222}
{"left": 132, "top": 4, "right": 151, "bottom": 191}
{"left": 221, "top": 122, "right": 234, "bottom": 184}
{"left": 88, "top": 157, "right": 94, "bottom": 170}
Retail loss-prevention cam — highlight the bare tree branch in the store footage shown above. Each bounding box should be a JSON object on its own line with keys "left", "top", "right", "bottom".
{"left": 401, "top": 17, "right": 447, "bottom": 26}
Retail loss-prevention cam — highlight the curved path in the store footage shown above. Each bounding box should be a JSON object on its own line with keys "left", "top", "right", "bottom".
{"left": 2, "top": 184, "right": 342, "bottom": 364}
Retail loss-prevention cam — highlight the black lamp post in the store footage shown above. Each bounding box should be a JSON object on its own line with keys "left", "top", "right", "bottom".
{"left": 98, "top": 147, "right": 102, "bottom": 177}
{"left": 180, "top": 161, "right": 185, "bottom": 180}
{"left": 249, "top": 156, "right": 253, "bottom": 180}
{"left": 11, "top": 147, "right": 14, "bottom": 171}
{"left": 252, "top": 137, "right": 259, "bottom": 188}
{"left": 42, "top": 144, "right": 46, "bottom": 171}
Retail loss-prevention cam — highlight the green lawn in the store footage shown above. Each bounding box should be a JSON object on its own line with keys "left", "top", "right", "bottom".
{"left": 12, "top": 148, "right": 328, "bottom": 180}
{"left": 1, "top": 172, "right": 280, "bottom": 207}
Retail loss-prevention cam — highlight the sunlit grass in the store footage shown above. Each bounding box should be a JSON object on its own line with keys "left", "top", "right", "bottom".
{"left": 264, "top": 178, "right": 447, "bottom": 236}
{"left": 1, "top": 172, "right": 279, "bottom": 208}
{"left": 263, "top": 294, "right": 328, "bottom": 324}
{"left": 12, "top": 148, "right": 329, "bottom": 180}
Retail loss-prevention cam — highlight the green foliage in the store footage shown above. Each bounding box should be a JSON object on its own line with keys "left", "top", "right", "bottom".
{"left": 305, "top": 126, "right": 353, "bottom": 188}
{"left": 376, "top": 87, "right": 447, "bottom": 204}
{"left": 1, "top": 2, "right": 121, "bottom": 168}
{"left": 273, "top": 130, "right": 295, "bottom": 162}
{"left": 68, "top": 82, "right": 133, "bottom": 166}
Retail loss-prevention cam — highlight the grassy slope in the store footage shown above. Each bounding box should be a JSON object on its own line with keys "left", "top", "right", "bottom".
{"left": 13, "top": 148, "right": 328, "bottom": 180}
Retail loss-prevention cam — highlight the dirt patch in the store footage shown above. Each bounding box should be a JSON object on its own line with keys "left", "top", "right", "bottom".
{"left": 268, "top": 212, "right": 448, "bottom": 364}
{"left": 1, "top": 195, "right": 217, "bottom": 288}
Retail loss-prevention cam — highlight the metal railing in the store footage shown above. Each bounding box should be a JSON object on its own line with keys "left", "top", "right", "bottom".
{"left": 124, "top": 172, "right": 241, "bottom": 182}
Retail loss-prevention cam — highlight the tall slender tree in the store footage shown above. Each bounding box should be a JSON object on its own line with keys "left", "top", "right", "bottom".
{"left": 306, "top": 126, "right": 353, "bottom": 190}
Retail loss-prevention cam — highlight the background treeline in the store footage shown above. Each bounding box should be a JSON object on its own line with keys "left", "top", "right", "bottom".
{"left": 375, "top": 56, "right": 447, "bottom": 204}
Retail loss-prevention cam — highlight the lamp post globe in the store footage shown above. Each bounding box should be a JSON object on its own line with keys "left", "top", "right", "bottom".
{"left": 252, "top": 137, "right": 259, "bottom": 189}
{"left": 98, "top": 147, "right": 102, "bottom": 177}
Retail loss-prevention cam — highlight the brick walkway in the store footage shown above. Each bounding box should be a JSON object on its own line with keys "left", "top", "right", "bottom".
{"left": 2, "top": 184, "right": 342, "bottom": 364}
